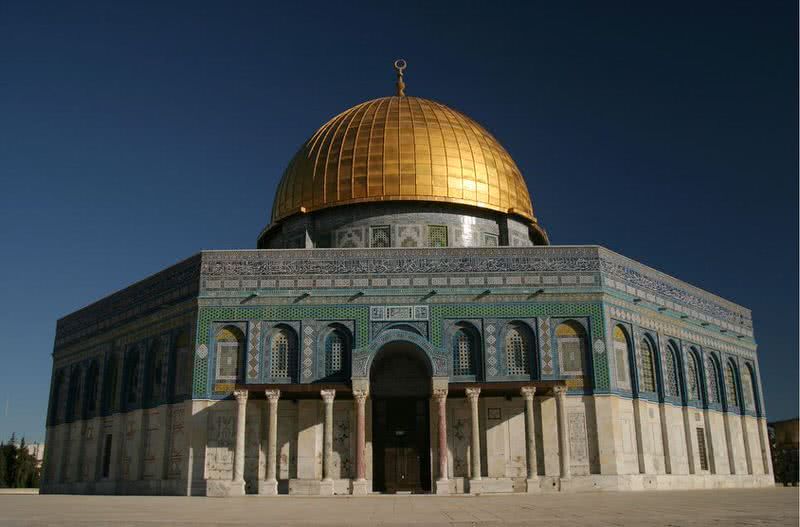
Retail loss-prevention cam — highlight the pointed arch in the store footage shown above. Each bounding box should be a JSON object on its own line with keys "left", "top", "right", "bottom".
{"left": 556, "top": 320, "right": 588, "bottom": 376}
{"left": 704, "top": 352, "right": 721, "bottom": 404}
{"left": 724, "top": 359, "right": 740, "bottom": 409}
{"left": 612, "top": 325, "right": 632, "bottom": 390}
{"left": 505, "top": 321, "right": 534, "bottom": 378}
{"left": 638, "top": 335, "right": 657, "bottom": 393}
{"left": 83, "top": 360, "right": 100, "bottom": 419}
{"left": 269, "top": 324, "right": 299, "bottom": 383}
{"left": 685, "top": 348, "right": 701, "bottom": 401}
{"left": 664, "top": 341, "right": 681, "bottom": 398}
{"left": 451, "top": 322, "right": 480, "bottom": 378}
{"left": 321, "top": 324, "right": 352, "bottom": 380}
{"left": 215, "top": 326, "right": 245, "bottom": 383}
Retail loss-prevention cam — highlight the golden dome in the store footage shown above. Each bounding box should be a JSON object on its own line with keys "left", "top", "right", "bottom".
{"left": 271, "top": 95, "right": 539, "bottom": 225}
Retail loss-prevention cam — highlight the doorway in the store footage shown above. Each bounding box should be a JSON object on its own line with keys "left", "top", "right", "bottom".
{"left": 370, "top": 342, "right": 432, "bottom": 493}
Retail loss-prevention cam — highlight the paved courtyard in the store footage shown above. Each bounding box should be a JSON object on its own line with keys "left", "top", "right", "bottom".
{"left": 0, "top": 488, "right": 796, "bottom": 526}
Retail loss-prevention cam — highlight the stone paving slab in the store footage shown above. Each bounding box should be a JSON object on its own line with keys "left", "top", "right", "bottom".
{"left": 0, "top": 488, "right": 796, "bottom": 526}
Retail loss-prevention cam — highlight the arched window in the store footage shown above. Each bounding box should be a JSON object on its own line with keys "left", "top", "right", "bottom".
{"left": 67, "top": 367, "right": 82, "bottom": 421}
{"left": 50, "top": 370, "right": 64, "bottom": 425}
{"left": 664, "top": 345, "right": 680, "bottom": 397}
{"left": 84, "top": 361, "right": 100, "bottom": 419}
{"left": 686, "top": 351, "right": 701, "bottom": 400}
{"left": 270, "top": 327, "right": 298, "bottom": 382}
{"left": 639, "top": 337, "right": 657, "bottom": 393}
{"left": 103, "top": 354, "right": 119, "bottom": 413}
{"left": 612, "top": 326, "right": 631, "bottom": 389}
{"left": 556, "top": 321, "right": 587, "bottom": 376}
{"left": 324, "top": 329, "right": 349, "bottom": 378}
{"left": 725, "top": 361, "right": 739, "bottom": 408}
{"left": 505, "top": 323, "right": 531, "bottom": 377}
{"left": 452, "top": 324, "right": 478, "bottom": 377}
{"left": 174, "top": 331, "right": 191, "bottom": 398}
{"left": 148, "top": 340, "right": 166, "bottom": 404}
{"left": 705, "top": 356, "right": 720, "bottom": 404}
{"left": 741, "top": 365, "right": 757, "bottom": 412}
{"left": 215, "top": 327, "right": 244, "bottom": 382}
{"left": 126, "top": 351, "right": 141, "bottom": 406}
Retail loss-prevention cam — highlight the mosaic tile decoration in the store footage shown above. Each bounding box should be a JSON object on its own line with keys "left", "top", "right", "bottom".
{"left": 246, "top": 321, "right": 261, "bottom": 381}
{"left": 193, "top": 305, "right": 369, "bottom": 396}
{"left": 538, "top": 317, "right": 553, "bottom": 375}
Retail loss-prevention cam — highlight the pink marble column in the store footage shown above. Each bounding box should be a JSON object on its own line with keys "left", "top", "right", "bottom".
{"left": 261, "top": 389, "right": 280, "bottom": 495}
{"left": 232, "top": 389, "right": 249, "bottom": 485}
{"left": 465, "top": 387, "right": 482, "bottom": 482}
{"left": 520, "top": 386, "right": 538, "bottom": 483}
{"left": 353, "top": 389, "right": 368, "bottom": 481}
{"left": 554, "top": 385, "right": 571, "bottom": 480}
{"left": 434, "top": 388, "right": 449, "bottom": 483}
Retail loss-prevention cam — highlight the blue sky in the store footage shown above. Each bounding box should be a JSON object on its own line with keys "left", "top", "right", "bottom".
{"left": 0, "top": 1, "right": 796, "bottom": 442}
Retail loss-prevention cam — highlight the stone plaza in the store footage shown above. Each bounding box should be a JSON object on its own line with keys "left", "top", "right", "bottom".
{"left": 2, "top": 488, "right": 797, "bottom": 526}
{"left": 41, "top": 63, "right": 774, "bottom": 497}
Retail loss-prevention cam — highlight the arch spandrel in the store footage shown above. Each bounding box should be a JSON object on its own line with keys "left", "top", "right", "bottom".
{"left": 351, "top": 329, "right": 448, "bottom": 378}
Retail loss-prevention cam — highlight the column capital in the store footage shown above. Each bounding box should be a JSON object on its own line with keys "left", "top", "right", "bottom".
{"left": 320, "top": 389, "right": 336, "bottom": 403}
{"left": 520, "top": 386, "right": 537, "bottom": 400}
{"left": 265, "top": 389, "right": 281, "bottom": 403}
{"left": 432, "top": 387, "right": 448, "bottom": 401}
{"left": 233, "top": 389, "right": 249, "bottom": 403}
{"left": 353, "top": 388, "right": 369, "bottom": 403}
{"left": 465, "top": 387, "right": 481, "bottom": 402}
{"left": 553, "top": 385, "right": 567, "bottom": 396}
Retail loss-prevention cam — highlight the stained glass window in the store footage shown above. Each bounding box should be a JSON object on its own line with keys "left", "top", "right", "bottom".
{"left": 505, "top": 325, "right": 530, "bottom": 376}
{"left": 557, "top": 321, "right": 586, "bottom": 375}
{"left": 639, "top": 338, "right": 657, "bottom": 392}
{"left": 325, "top": 332, "right": 345, "bottom": 377}
{"left": 741, "top": 367, "right": 755, "bottom": 411}
{"left": 271, "top": 328, "right": 297, "bottom": 380}
{"left": 665, "top": 346, "right": 680, "bottom": 397}
{"left": 725, "top": 362, "right": 739, "bottom": 408}
{"left": 686, "top": 352, "right": 700, "bottom": 400}
{"left": 215, "top": 328, "right": 242, "bottom": 382}
{"left": 705, "top": 357, "right": 720, "bottom": 404}
{"left": 613, "top": 326, "right": 631, "bottom": 389}
{"left": 428, "top": 225, "right": 448, "bottom": 247}
{"left": 452, "top": 327, "right": 476, "bottom": 376}
{"left": 370, "top": 225, "right": 391, "bottom": 248}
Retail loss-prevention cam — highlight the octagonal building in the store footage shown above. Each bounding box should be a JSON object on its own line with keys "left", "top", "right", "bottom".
{"left": 41, "top": 66, "right": 774, "bottom": 496}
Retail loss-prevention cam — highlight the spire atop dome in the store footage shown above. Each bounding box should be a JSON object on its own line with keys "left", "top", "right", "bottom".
{"left": 394, "top": 59, "right": 407, "bottom": 96}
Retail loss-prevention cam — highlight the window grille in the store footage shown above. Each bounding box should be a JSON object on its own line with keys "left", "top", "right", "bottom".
{"left": 325, "top": 333, "right": 345, "bottom": 377}
{"left": 741, "top": 369, "right": 755, "bottom": 411}
{"left": 639, "top": 339, "right": 656, "bottom": 392}
{"left": 214, "top": 342, "right": 238, "bottom": 381}
{"left": 696, "top": 428, "right": 709, "bottom": 470}
{"left": 505, "top": 327, "right": 530, "bottom": 376}
{"left": 705, "top": 358, "right": 719, "bottom": 403}
{"left": 370, "top": 226, "right": 391, "bottom": 248}
{"left": 271, "top": 330, "right": 296, "bottom": 380}
{"left": 687, "top": 354, "right": 700, "bottom": 400}
{"left": 452, "top": 330, "right": 475, "bottom": 376}
{"left": 613, "top": 326, "right": 630, "bottom": 387}
{"left": 725, "top": 362, "right": 739, "bottom": 407}
{"left": 102, "top": 435, "right": 113, "bottom": 478}
{"left": 427, "top": 225, "right": 448, "bottom": 247}
{"left": 665, "top": 349, "right": 679, "bottom": 397}
{"left": 127, "top": 356, "right": 140, "bottom": 404}
{"left": 483, "top": 233, "right": 498, "bottom": 246}
{"left": 557, "top": 322, "right": 586, "bottom": 375}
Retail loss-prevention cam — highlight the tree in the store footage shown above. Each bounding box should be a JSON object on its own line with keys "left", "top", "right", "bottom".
{"left": 0, "top": 442, "right": 7, "bottom": 488}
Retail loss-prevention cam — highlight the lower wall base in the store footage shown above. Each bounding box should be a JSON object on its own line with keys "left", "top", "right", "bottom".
{"left": 40, "top": 473, "right": 774, "bottom": 496}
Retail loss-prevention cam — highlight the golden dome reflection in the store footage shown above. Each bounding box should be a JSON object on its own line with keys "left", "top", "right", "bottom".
{"left": 272, "top": 95, "right": 539, "bottom": 227}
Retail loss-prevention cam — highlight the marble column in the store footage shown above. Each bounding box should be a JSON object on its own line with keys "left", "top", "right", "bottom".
{"left": 554, "top": 385, "right": 571, "bottom": 482}
{"left": 231, "top": 389, "right": 248, "bottom": 495}
{"left": 465, "top": 387, "right": 482, "bottom": 493}
{"left": 521, "top": 386, "right": 539, "bottom": 492}
{"left": 433, "top": 387, "right": 450, "bottom": 494}
{"left": 260, "top": 389, "right": 280, "bottom": 495}
{"left": 320, "top": 389, "right": 336, "bottom": 495}
{"left": 351, "top": 388, "right": 369, "bottom": 495}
